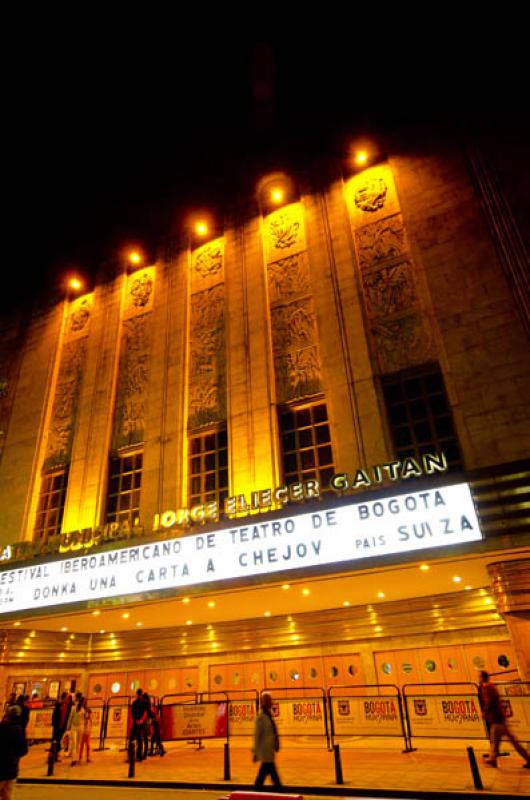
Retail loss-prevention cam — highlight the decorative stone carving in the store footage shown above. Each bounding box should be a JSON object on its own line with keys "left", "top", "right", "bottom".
{"left": 130, "top": 274, "right": 153, "bottom": 308}
{"left": 355, "top": 215, "right": 407, "bottom": 268}
{"left": 271, "top": 299, "right": 322, "bottom": 402}
{"left": 113, "top": 314, "right": 151, "bottom": 448}
{"left": 362, "top": 262, "right": 417, "bottom": 318}
{"left": 188, "top": 285, "right": 226, "bottom": 428}
{"left": 193, "top": 242, "right": 223, "bottom": 278}
{"left": 44, "top": 339, "right": 86, "bottom": 468}
{"left": 69, "top": 299, "right": 91, "bottom": 334}
{"left": 268, "top": 213, "right": 301, "bottom": 252}
{"left": 372, "top": 313, "right": 432, "bottom": 373}
{"left": 354, "top": 177, "right": 388, "bottom": 212}
{"left": 267, "top": 254, "right": 311, "bottom": 305}
{"left": 276, "top": 346, "right": 322, "bottom": 402}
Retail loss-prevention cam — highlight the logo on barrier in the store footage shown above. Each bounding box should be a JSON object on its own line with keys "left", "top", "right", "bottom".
{"left": 338, "top": 700, "right": 350, "bottom": 716}
{"left": 414, "top": 699, "right": 427, "bottom": 716}
{"left": 113, "top": 708, "right": 122, "bottom": 722}
{"left": 271, "top": 703, "right": 280, "bottom": 718}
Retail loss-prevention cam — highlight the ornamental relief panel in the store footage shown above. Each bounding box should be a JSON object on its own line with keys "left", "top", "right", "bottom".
{"left": 271, "top": 298, "right": 322, "bottom": 403}
{"left": 346, "top": 164, "right": 399, "bottom": 225}
{"left": 264, "top": 202, "right": 306, "bottom": 263}
{"left": 44, "top": 339, "right": 87, "bottom": 469}
{"left": 191, "top": 239, "right": 224, "bottom": 293}
{"left": 275, "top": 346, "right": 322, "bottom": 403}
{"left": 124, "top": 267, "right": 155, "bottom": 318}
{"left": 67, "top": 294, "right": 93, "bottom": 339}
{"left": 371, "top": 313, "right": 434, "bottom": 374}
{"left": 112, "top": 314, "right": 152, "bottom": 449}
{"left": 188, "top": 284, "right": 226, "bottom": 428}
{"left": 355, "top": 215, "right": 407, "bottom": 269}
{"left": 362, "top": 262, "right": 417, "bottom": 319}
{"left": 267, "top": 253, "right": 311, "bottom": 305}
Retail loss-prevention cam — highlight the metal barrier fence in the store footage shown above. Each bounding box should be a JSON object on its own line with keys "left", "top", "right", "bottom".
{"left": 201, "top": 689, "right": 259, "bottom": 737}
{"left": 104, "top": 694, "right": 131, "bottom": 751}
{"left": 496, "top": 681, "right": 530, "bottom": 743}
{"left": 328, "top": 683, "right": 409, "bottom": 751}
{"left": 262, "top": 686, "right": 329, "bottom": 748}
{"left": 403, "top": 682, "right": 486, "bottom": 746}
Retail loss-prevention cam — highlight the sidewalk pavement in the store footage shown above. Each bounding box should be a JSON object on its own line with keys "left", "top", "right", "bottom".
{"left": 18, "top": 738, "right": 530, "bottom": 797}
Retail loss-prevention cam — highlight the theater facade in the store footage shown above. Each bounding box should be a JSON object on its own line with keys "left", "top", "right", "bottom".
{"left": 0, "top": 142, "right": 529, "bottom": 709}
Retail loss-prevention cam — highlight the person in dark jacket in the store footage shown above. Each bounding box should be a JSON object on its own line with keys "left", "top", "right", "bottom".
{"left": 0, "top": 706, "right": 28, "bottom": 800}
{"left": 253, "top": 692, "right": 282, "bottom": 789}
{"left": 130, "top": 689, "right": 148, "bottom": 761}
{"left": 479, "top": 670, "right": 530, "bottom": 768}
{"left": 14, "top": 697, "right": 29, "bottom": 733}
{"left": 51, "top": 692, "right": 72, "bottom": 761}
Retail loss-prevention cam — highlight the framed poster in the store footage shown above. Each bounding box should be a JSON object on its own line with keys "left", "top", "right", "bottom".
{"left": 48, "top": 681, "right": 60, "bottom": 700}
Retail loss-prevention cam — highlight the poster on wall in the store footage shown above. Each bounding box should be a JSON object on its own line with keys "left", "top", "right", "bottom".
{"left": 331, "top": 695, "right": 403, "bottom": 737}
{"left": 160, "top": 702, "right": 228, "bottom": 740}
{"left": 406, "top": 694, "right": 486, "bottom": 738}
{"left": 48, "top": 681, "right": 60, "bottom": 700}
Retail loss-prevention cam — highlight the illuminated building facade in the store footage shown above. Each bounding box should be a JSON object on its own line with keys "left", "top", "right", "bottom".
{"left": 0, "top": 144, "right": 529, "bottom": 704}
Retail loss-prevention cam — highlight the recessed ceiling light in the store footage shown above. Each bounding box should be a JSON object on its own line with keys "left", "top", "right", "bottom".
{"left": 136, "top": 621, "right": 143, "bottom": 627}
{"left": 264, "top": 611, "right": 271, "bottom": 617}
{"left": 99, "top": 629, "right": 106, "bottom": 634}
{"left": 281, "top": 584, "right": 290, "bottom": 590}
{"left": 208, "top": 601, "right": 216, "bottom": 608}
{"left": 61, "top": 626, "right": 68, "bottom": 632}
{"left": 182, "top": 597, "right": 190, "bottom": 604}
{"left": 185, "top": 620, "right": 193, "bottom": 626}
{"left": 302, "top": 588, "right": 310, "bottom": 596}
{"left": 343, "top": 601, "right": 350, "bottom": 607}
{"left": 419, "top": 564, "right": 430, "bottom": 572}
{"left": 92, "top": 610, "right": 100, "bottom": 616}
{"left": 13, "top": 621, "right": 21, "bottom": 627}
{"left": 377, "top": 592, "right": 385, "bottom": 598}
{"left": 374, "top": 625, "right": 383, "bottom": 633}
{"left": 452, "top": 576, "right": 462, "bottom": 583}
{"left": 465, "top": 585, "right": 472, "bottom": 590}
{"left": 121, "top": 612, "right": 130, "bottom": 619}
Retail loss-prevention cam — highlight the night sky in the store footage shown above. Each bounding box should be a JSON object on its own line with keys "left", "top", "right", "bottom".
{"left": 4, "top": 30, "right": 527, "bottom": 313}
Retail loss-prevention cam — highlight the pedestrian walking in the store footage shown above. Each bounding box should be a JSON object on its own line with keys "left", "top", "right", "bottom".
{"left": 479, "top": 670, "right": 530, "bottom": 768}
{"left": 0, "top": 706, "right": 28, "bottom": 800}
{"left": 253, "top": 691, "right": 282, "bottom": 789}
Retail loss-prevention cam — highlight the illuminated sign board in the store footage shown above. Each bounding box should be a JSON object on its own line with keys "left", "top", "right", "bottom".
{"left": 0, "top": 482, "right": 481, "bottom": 615}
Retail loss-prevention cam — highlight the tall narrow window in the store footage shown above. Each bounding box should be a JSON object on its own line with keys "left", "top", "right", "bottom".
{"left": 105, "top": 451, "right": 143, "bottom": 525}
{"left": 382, "top": 366, "right": 463, "bottom": 468}
{"left": 188, "top": 427, "right": 228, "bottom": 508}
{"left": 278, "top": 401, "right": 335, "bottom": 489}
{"left": 34, "top": 469, "right": 69, "bottom": 540}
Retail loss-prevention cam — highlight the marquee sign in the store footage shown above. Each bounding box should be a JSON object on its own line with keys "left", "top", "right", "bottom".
{"left": 0, "top": 482, "right": 481, "bottom": 615}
